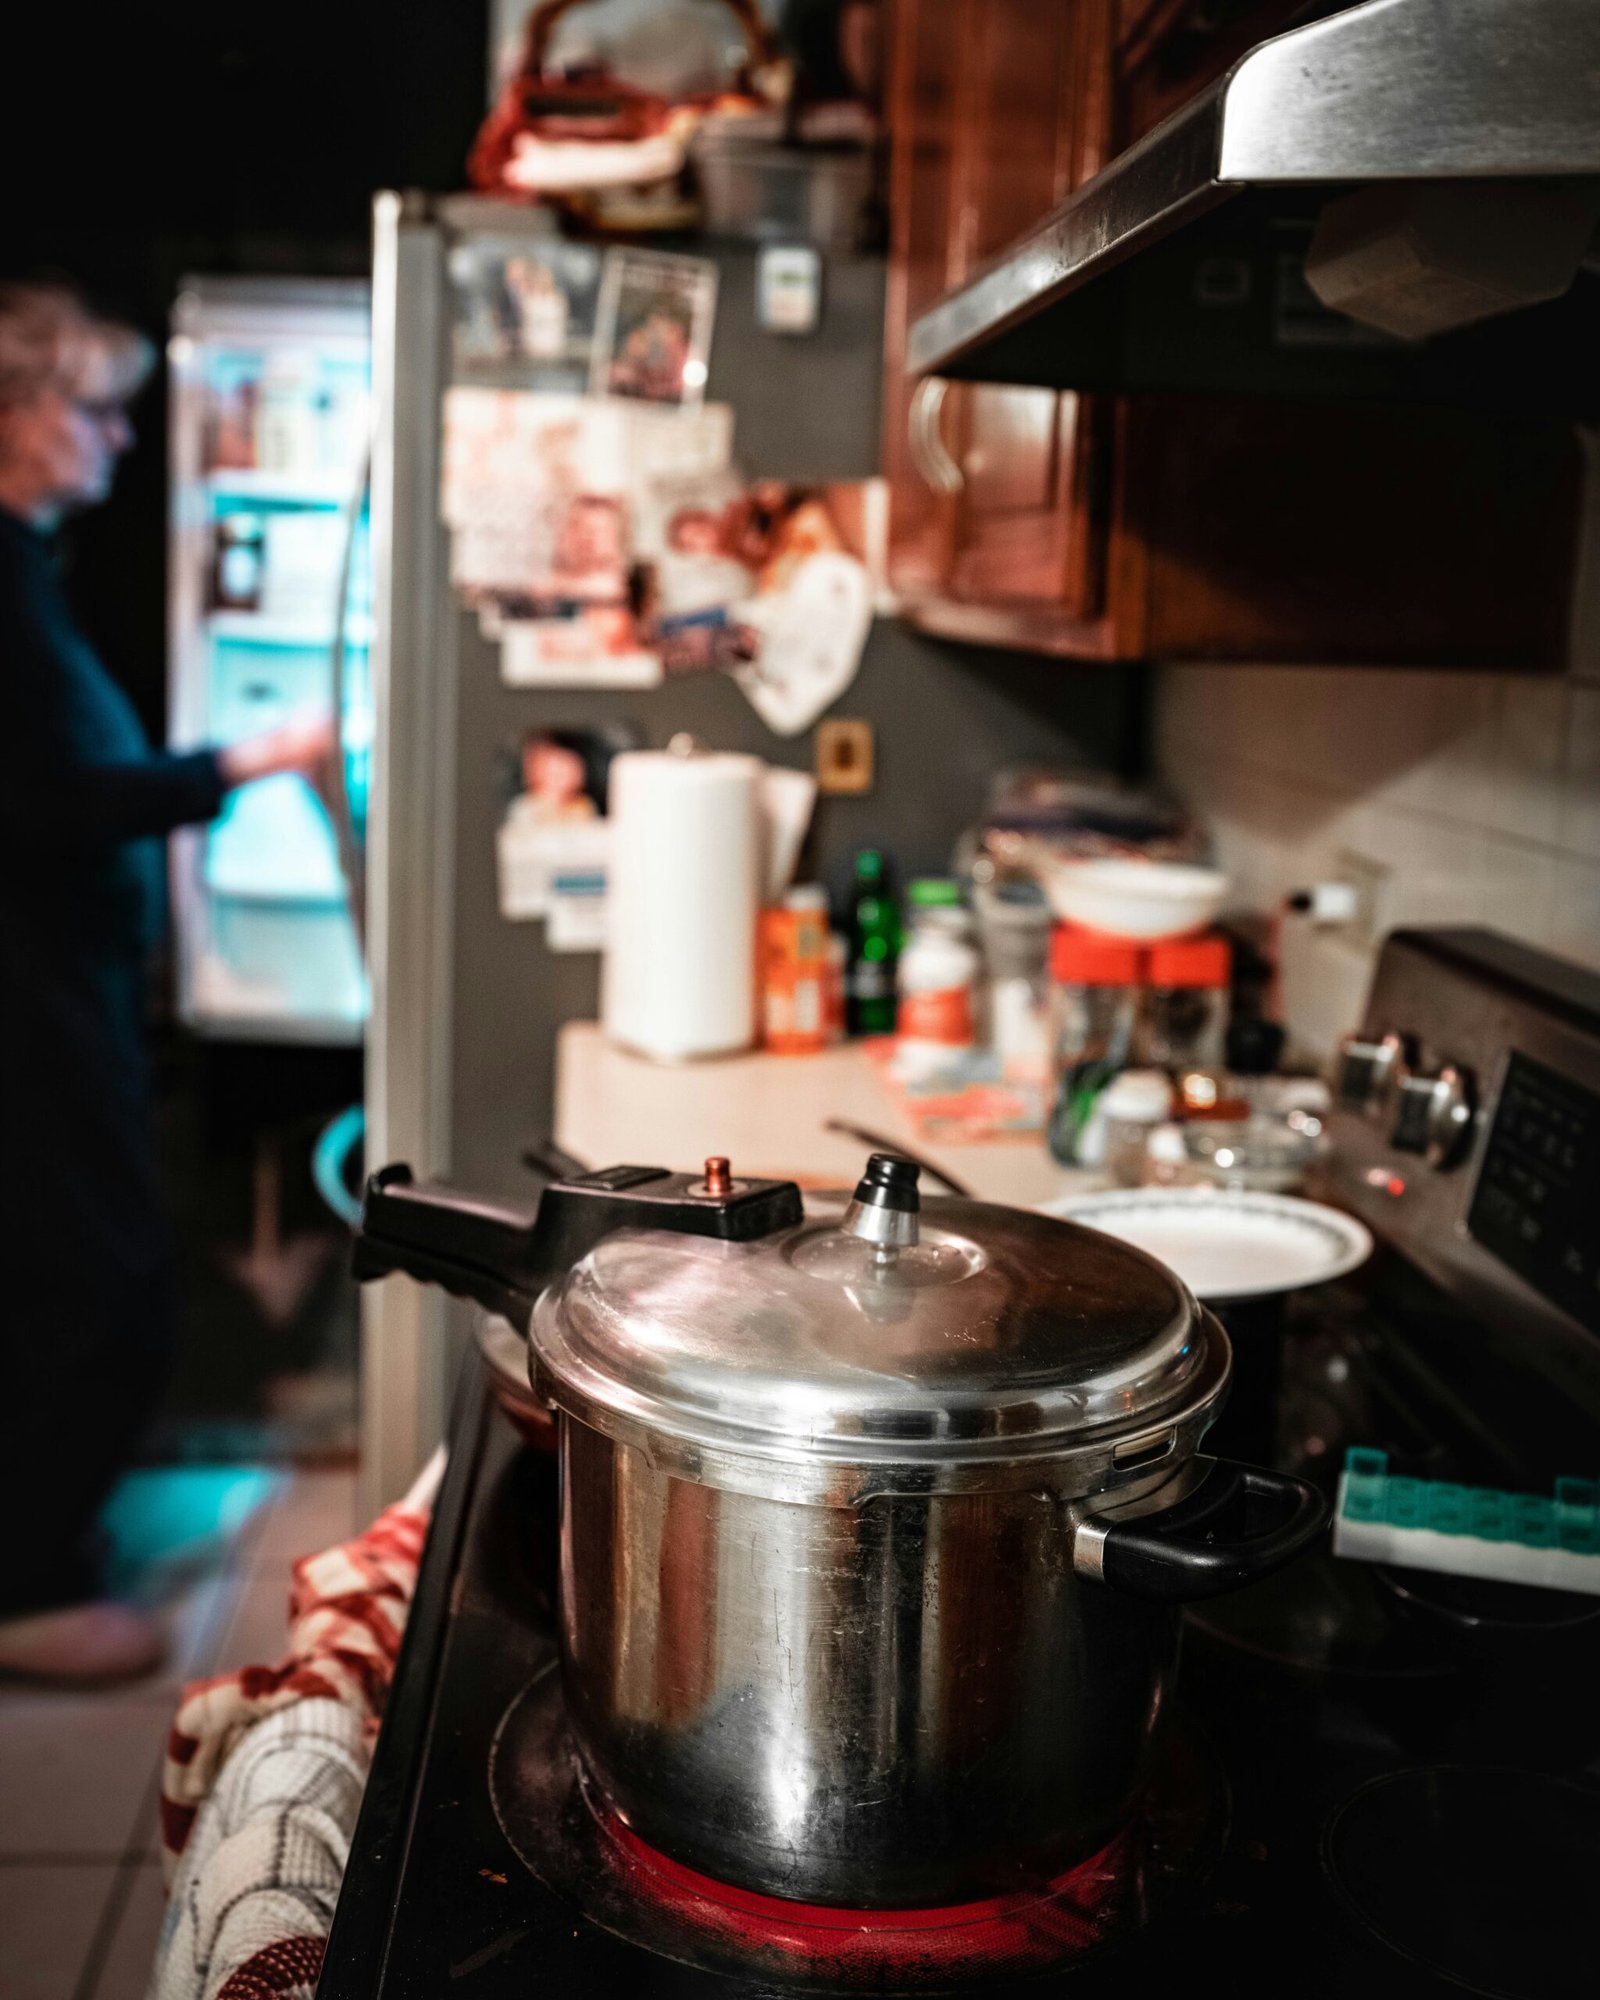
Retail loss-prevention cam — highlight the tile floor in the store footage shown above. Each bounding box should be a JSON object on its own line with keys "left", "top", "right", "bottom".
{"left": 0, "top": 1465, "right": 359, "bottom": 2000}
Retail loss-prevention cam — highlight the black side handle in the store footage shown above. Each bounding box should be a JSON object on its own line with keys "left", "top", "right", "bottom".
{"left": 1094, "top": 1458, "right": 1328, "bottom": 1602}
{"left": 353, "top": 1160, "right": 805, "bottom": 1325}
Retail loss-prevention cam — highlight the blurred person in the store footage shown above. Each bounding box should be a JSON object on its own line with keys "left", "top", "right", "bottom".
{"left": 0, "top": 280, "right": 334, "bottom": 1681}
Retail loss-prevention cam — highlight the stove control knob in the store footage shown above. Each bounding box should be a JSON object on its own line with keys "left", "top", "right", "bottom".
{"left": 1334, "top": 1031, "right": 1410, "bottom": 1117}
{"left": 1389, "top": 1063, "right": 1476, "bottom": 1168}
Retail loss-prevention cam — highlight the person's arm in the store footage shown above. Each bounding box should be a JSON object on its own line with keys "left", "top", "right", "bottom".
{"left": 5, "top": 745, "right": 229, "bottom": 846}
{"left": 0, "top": 544, "right": 334, "bottom": 851}
{"left": 0, "top": 715, "right": 336, "bottom": 853}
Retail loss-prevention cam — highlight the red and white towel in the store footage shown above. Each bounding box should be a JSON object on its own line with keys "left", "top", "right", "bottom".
{"left": 149, "top": 1451, "right": 443, "bottom": 2000}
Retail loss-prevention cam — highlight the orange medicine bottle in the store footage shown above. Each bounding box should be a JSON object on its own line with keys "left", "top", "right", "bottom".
{"left": 759, "top": 886, "right": 830, "bottom": 1054}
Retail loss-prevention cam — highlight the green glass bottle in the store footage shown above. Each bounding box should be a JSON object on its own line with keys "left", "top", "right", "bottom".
{"left": 846, "top": 848, "right": 900, "bottom": 1036}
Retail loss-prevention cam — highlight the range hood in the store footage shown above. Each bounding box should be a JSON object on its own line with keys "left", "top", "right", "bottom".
{"left": 907, "top": 0, "right": 1600, "bottom": 408}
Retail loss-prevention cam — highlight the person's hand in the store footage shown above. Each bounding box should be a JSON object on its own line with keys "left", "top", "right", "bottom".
{"left": 218, "top": 714, "right": 337, "bottom": 790}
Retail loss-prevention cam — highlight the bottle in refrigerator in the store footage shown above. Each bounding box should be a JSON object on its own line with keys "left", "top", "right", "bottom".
{"left": 846, "top": 848, "right": 899, "bottom": 1036}
{"left": 211, "top": 512, "right": 264, "bottom": 611}
{"left": 255, "top": 351, "right": 322, "bottom": 474}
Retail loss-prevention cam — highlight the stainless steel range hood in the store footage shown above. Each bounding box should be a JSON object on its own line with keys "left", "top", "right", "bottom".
{"left": 908, "top": 0, "right": 1600, "bottom": 404}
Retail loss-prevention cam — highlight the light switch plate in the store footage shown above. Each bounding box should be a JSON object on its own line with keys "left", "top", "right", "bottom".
{"left": 816, "top": 717, "right": 874, "bottom": 794}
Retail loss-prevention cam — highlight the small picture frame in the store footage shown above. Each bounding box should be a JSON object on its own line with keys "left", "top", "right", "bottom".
{"left": 592, "top": 249, "right": 718, "bottom": 410}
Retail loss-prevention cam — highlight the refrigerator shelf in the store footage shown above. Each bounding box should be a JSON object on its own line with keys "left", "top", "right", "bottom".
{"left": 206, "top": 468, "right": 357, "bottom": 506}
{"left": 208, "top": 610, "right": 374, "bottom": 648}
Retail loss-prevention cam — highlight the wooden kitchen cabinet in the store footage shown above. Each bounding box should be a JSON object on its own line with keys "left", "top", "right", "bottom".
{"left": 1114, "top": 0, "right": 1307, "bottom": 147}
{"left": 885, "top": 0, "right": 1587, "bottom": 670}
{"left": 883, "top": 0, "right": 1128, "bottom": 656}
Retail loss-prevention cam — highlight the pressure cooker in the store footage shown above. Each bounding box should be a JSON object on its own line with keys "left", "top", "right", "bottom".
{"left": 356, "top": 1151, "right": 1325, "bottom": 1907}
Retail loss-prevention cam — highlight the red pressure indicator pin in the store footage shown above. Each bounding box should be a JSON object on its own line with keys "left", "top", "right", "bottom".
{"left": 703, "top": 1157, "right": 733, "bottom": 1197}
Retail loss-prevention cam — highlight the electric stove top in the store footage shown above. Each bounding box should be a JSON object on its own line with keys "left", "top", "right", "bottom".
{"left": 317, "top": 1289, "right": 1599, "bottom": 2000}
{"left": 321, "top": 934, "right": 1600, "bottom": 1997}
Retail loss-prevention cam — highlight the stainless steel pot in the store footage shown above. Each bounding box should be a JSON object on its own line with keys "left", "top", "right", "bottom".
{"left": 357, "top": 1152, "right": 1325, "bottom": 1907}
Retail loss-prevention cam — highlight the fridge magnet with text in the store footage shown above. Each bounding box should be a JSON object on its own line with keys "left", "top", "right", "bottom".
{"left": 592, "top": 249, "right": 718, "bottom": 410}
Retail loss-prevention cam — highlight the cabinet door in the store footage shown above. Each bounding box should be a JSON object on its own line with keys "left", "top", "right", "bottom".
{"left": 883, "top": 0, "right": 967, "bottom": 598}
{"left": 947, "top": 0, "right": 1114, "bottom": 619}
{"left": 1115, "top": 0, "right": 1307, "bottom": 148}
{"left": 885, "top": 0, "right": 1124, "bottom": 650}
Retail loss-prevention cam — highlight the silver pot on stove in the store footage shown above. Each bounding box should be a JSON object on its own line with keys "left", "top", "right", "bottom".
{"left": 356, "top": 1150, "right": 1325, "bottom": 1907}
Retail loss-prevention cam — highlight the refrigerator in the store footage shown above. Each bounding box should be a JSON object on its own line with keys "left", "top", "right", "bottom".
{"left": 361, "top": 192, "right": 1131, "bottom": 1508}
{"left": 167, "top": 276, "right": 373, "bottom": 1044}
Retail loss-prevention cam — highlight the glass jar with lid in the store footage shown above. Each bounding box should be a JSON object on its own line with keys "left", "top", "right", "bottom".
{"left": 1047, "top": 926, "right": 1143, "bottom": 1165}
{"left": 1139, "top": 932, "right": 1231, "bottom": 1075}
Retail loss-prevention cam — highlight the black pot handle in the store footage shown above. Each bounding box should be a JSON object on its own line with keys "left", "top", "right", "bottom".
{"left": 353, "top": 1167, "right": 548, "bottom": 1322}
{"left": 1084, "top": 1457, "right": 1328, "bottom": 1602}
{"left": 353, "top": 1159, "right": 805, "bottom": 1325}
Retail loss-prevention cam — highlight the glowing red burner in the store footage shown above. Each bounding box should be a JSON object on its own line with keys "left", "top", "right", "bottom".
{"left": 489, "top": 1667, "right": 1221, "bottom": 1991}
{"left": 598, "top": 1802, "right": 1138, "bottom": 1982}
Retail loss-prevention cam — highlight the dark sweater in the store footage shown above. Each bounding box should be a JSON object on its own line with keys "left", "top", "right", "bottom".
{"left": 0, "top": 503, "right": 226, "bottom": 961}
{"left": 0, "top": 503, "right": 230, "bottom": 1615}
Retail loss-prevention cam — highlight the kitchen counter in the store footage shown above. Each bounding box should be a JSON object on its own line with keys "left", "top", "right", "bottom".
{"left": 555, "top": 1022, "right": 1098, "bottom": 1209}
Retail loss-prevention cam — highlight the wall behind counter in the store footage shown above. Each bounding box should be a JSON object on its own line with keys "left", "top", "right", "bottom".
{"left": 1155, "top": 660, "right": 1600, "bottom": 1061}
{"left": 1153, "top": 440, "right": 1600, "bottom": 1059}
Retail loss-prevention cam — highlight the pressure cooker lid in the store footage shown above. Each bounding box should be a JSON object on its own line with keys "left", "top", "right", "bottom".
{"left": 530, "top": 1154, "right": 1225, "bottom": 1468}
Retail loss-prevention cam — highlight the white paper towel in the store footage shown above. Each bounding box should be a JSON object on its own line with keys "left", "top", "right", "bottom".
{"left": 602, "top": 750, "right": 766, "bottom": 1060}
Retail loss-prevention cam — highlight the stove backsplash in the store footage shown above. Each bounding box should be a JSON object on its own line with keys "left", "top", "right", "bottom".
{"left": 1154, "top": 655, "right": 1600, "bottom": 1063}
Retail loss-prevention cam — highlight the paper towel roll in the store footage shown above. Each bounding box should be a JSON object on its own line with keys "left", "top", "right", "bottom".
{"left": 602, "top": 749, "right": 764, "bottom": 1061}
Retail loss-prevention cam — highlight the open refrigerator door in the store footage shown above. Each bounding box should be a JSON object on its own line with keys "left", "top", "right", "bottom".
{"left": 167, "top": 277, "right": 372, "bottom": 1042}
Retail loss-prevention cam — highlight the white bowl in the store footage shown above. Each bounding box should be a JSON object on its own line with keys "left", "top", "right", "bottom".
{"left": 1035, "top": 858, "right": 1228, "bottom": 940}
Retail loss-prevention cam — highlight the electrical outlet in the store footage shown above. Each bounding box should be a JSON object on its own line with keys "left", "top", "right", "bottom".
{"left": 1333, "top": 848, "right": 1390, "bottom": 949}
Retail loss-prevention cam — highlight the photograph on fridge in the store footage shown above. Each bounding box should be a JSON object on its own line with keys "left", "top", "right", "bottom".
{"left": 632, "top": 474, "right": 882, "bottom": 728}
{"left": 592, "top": 249, "right": 718, "bottom": 409}
{"left": 495, "top": 723, "right": 639, "bottom": 946}
{"left": 449, "top": 236, "right": 603, "bottom": 381}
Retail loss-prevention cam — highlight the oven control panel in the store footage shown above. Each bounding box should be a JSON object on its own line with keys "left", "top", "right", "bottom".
{"left": 1467, "top": 1051, "right": 1600, "bottom": 1335}
{"left": 1325, "top": 929, "right": 1600, "bottom": 1405}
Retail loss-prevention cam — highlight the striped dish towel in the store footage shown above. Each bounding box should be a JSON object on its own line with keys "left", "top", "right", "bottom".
{"left": 149, "top": 1450, "right": 444, "bottom": 2000}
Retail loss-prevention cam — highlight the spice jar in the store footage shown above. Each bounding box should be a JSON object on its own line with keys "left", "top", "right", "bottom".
{"left": 1097, "top": 1068, "right": 1175, "bottom": 1186}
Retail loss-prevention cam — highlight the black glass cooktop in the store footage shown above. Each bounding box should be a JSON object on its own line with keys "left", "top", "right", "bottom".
{"left": 320, "top": 1325, "right": 1600, "bottom": 2000}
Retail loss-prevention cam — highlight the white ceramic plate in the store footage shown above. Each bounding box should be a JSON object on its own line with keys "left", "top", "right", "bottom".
{"left": 1039, "top": 1186, "right": 1373, "bottom": 1301}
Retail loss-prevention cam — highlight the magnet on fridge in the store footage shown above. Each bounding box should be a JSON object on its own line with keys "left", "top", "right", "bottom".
{"left": 757, "top": 245, "right": 823, "bottom": 336}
